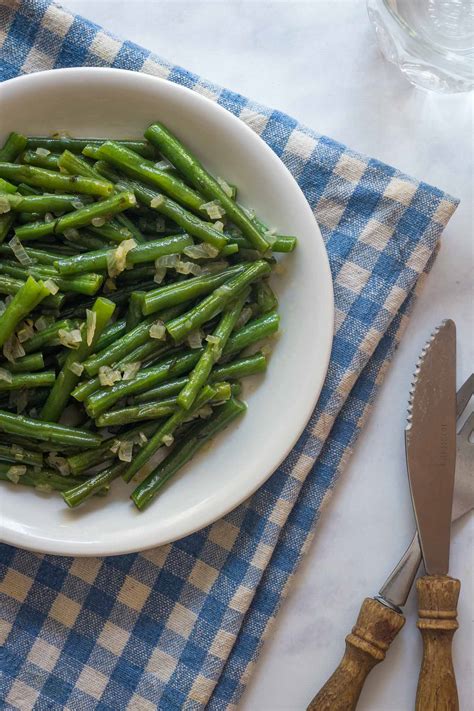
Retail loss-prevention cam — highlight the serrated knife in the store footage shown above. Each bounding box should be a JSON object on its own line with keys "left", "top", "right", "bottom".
{"left": 405, "top": 319, "right": 459, "bottom": 710}
{"left": 307, "top": 322, "right": 464, "bottom": 711}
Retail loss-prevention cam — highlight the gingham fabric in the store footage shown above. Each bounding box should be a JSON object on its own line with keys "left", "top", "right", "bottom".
{"left": 0, "top": 2, "right": 459, "bottom": 709}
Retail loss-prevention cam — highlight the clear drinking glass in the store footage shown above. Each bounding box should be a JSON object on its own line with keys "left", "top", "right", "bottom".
{"left": 367, "top": 0, "right": 474, "bottom": 93}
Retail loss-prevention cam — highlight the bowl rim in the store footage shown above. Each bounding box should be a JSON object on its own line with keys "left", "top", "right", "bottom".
{"left": 0, "top": 67, "right": 334, "bottom": 555}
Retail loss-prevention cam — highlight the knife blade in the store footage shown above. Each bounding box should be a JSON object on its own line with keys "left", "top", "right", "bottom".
{"left": 405, "top": 319, "right": 459, "bottom": 711}
{"left": 405, "top": 319, "right": 457, "bottom": 575}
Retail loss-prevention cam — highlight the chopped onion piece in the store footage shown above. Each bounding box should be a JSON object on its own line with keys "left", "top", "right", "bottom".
{"left": 155, "top": 253, "right": 180, "bottom": 268}
{"left": 6, "top": 465, "right": 27, "bottom": 483}
{"left": 43, "top": 278, "right": 59, "bottom": 295}
{"left": 175, "top": 260, "right": 202, "bottom": 276}
{"left": 44, "top": 212, "right": 55, "bottom": 224}
{"left": 68, "top": 361, "right": 84, "bottom": 376}
{"left": 86, "top": 309, "right": 97, "bottom": 347}
{"left": 0, "top": 301, "right": 6, "bottom": 316}
{"left": 10, "top": 388, "right": 28, "bottom": 413}
{"left": 9, "top": 236, "right": 33, "bottom": 266}
{"left": 109, "top": 440, "right": 121, "bottom": 454}
{"left": 118, "top": 440, "right": 134, "bottom": 462}
{"left": 11, "top": 444, "right": 25, "bottom": 460}
{"left": 34, "top": 315, "right": 52, "bottom": 331}
{"left": 47, "top": 453, "right": 70, "bottom": 476}
{"left": 149, "top": 321, "right": 166, "bottom": 340}
{"left": 17, "top": 321, "right": 35, "bottom": 343}
{"left": 187, "top": 329, "right": 203, "bottom": 349}
{"left": 154, "top": 267, "right": 167, "bottom": 284}
{"left": 98, "top": 366, "right": 122, "bottom": 387}
{"left": 71, "top": 199, "right": 84, "bottom": 210}
{"left": 63, "top": 228, "right": 80, "bottom": 240}
{"left": 0, "top": 367, "right": 13, "bottom": 383}
{"left": 138, "top": 431, "right": 148, "bottom": 446}
{"left": 183, "top": 243, "right": 218, "bottom": 260}
{"left": 3, "top": 335, "right": 25, "bottom": 363}
{"left": 35, "top": 147, "right": 51, "bottom": 156}
{"left": 242, "top": 206, "right": 256, "bottom": 220}
{"left": 197, "top": 405, "right": 213, "bottom": 419}
{"left": 154, "top": 158, "right": 173, "bottom": 170}
{"left": 106, "top": 238, "right": 137, "bottom": 278}
{"left": 104, "top": 278, "right": 117, "bottom": 292}
{"left": 121, "top": 362, "right": 141, "bottom": 381}
{"left": 150, "top": 195, "right": 165, "bottom": 208}
{"left": 119, "top": 227, "right": 132, "bottom": 237}
{"left": 235, "top": 305, "right": 253, "bottom": 330}
{"left": 202, "top": 200, "right": 226, "bottom": 220}
{"left": 0, "top": 196, "right": 11, "bottom": 214}
{"left": 91, "top": 216, "right": 106, "bottom": 227}
{"left": 58, "top": 328, "right": 82, "bottom": 349}
{"left": 35, "top": 483, "right": 53, "bottom": 493}
{"left": 162, "top": 434, "right": 174, "bottom": 447}
{"left": 217, "top": 177, "right": 233, "bottom": 198}
{"left": 213, "top": 220, "right": 224, "bottom": 232}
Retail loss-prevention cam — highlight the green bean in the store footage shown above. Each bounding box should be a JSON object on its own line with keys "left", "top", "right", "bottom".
{"left": 55, "top": 233, "right": 191, "bottom": 275}
{"left": 255, "top": 279, "right": 278, "bottom": 313}
{"left": 142, "top": 264, "right": 245, "bottom": 315}
{"left": 17, "top": 183, "right": 41, "bottom": 196}
{"left": 145, "top": 123, "right": 269, "bottom": 252}
{"left": 22, "top": 150, "right": 60, "bottom": 170}
{"left": 14, "top": 191, "right": 136, "bottom": 241}
{"left": 0, "top": 243, "right": 61, "bottom": 265}
{"left": 82, "top": 315, "right": 154, "bottom": 376}
{"left": 40, "top": 297, "right": 116, "bottom": 422}
{"left": 28, "top": 136, "right": 156, "bottom": 159}
{"left": 0, "top": 162, "right": 113, "bottom": 196}
{"left": 126, "top": 291, "right": 145, "bottom": 332}
{"left": 23, "top": 319, "right": 76, "bottom": 353}
{"left": 0, "top": 276, "right": 50, "bottom": 348}
{"left": 166, "top": 260, "right": 271, "bottom": 342}
{"left": 231, "top": 233, "right": 297, "bottom": 253}
{"left": 0, "top": 409, "right": 101, "bottom": 448}
{"left": 116, "top": 265, "right": 156, "bottom": 285}
{"left": 223, "top": 311, "right": 280, "bottom": 357}
{"left": 0, "top": 273, "right": 64, "bottom": 309}
{"left": 115, "top": 213, "right": 146, "bottom": 244}
{"left": 67, "top": 421, "right": 158, "bottom": 475}
{"left": 57, "top": 150, "right": 103, "bottom": 180}
{"left": 94, "top": 318, "right": 127, "bottom": 352}
{"left": 0, "top": 214, "right": 14, "bottom": 244}
{"left": 178, "top": 291, "right": 247, "bottom": 409}
{"left": 64, "top": 230, "right": 109, "bottom": 251}
{"left": 85, "top": 350, "right": 202, "bottom": 418}
{"left": 1, "top": 352, "right": 44, "bottom": 372}
{"left": 0, "top": 178, "right": 18, "bottom": 194}
{"left": 96, "top": 141, "right": 208, "bottom": 214}
{"left": 0, "top": 463, "right": 98, "bottom": 493}
{"left": 0, "top": 261, "right": 104, "bottom": 297}
{"left": 131, "top": 397, "right": 246, "bottom": 509}
{"left": 0, "top": 371, "right": 55, "bottom": 391}
{"left": 62, "top": 461, "right": 125, "bottom": 507}
{"left": 123, "top": 383, "right": 216, "bottom": 483}
{"left": 0, "top": 191, "right": 89, "bottom": 214}
{"left": 0, "top": 443, "right": 43, "bottom": 467}
{"left": 0, "top": 132, "right": 27, "bottom": 162}
{"left": 210, "top": 352, "right": 267, "bottom": 380}
{"left": 87, "top": 219, "right": 136, "bottom": 244}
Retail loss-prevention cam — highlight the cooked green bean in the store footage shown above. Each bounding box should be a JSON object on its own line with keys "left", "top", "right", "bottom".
{"left": 28, "top": 136, "right": 156, "bottom": 159}
{"left": 1, "top": 352, "right": 44, "bottom": 372}
{"left": 54, "top": 233, "right": 192, "bottom": 275}
{"left": 0, "top": 443, "right": 43, "bottom": 467}
{"left": 0, "top": 276, "right": 50, "bottom": 348}
{"left": 0, "top": 409, "right": 101, "bottom": 447}
{"left": 0, "top": 178, "right": 18, "bottom": 194}
{"left": 0, "top": 371, "right": 55, "bottom": 391}
{"left": 62, "top": 461, "right": 125, "bottom": 507}
{"left": 0, "top": 132, "right": 27, "bottom": 162}
{"left": 22, "top": 150, "right": 60, "bottom": 170}
{"left": 0, "top": 162, "right": 113, "bottom": 196}
{"left": 0, "top": 463, "right": 97, "bottom": 493}
{"left": 57, "top": 150, "right": 103, "bottom": 179}
{"left": 14, "top": 191, "right": 136, "bottom": 241}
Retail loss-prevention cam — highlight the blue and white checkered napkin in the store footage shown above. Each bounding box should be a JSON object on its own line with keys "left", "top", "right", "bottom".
{"left": 0, "top": 2, "right": 459, "bottom": 709}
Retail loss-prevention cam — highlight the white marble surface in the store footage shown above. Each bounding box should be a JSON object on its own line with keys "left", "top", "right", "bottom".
{"left": 65, "top": 1, "right": 473, "bottom": 709}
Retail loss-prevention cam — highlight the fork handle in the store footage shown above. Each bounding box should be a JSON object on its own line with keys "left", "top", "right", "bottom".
{"left": 306, "top": 598, "right": 405, "bottom": 711}
{"left": 415, "top": 575, "right": 460, "bottom": 711}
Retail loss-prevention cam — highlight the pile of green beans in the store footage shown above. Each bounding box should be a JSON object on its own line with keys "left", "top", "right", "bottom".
{"left": 0, "top": 122, "right": 296, "bottom": 510}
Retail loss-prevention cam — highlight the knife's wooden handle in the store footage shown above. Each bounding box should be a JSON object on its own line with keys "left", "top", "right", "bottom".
{"left": 415, "top": 575, "right": 460, "bottom": 711}
{"left": 306, "top": 598, "right": 405, "bottom": 711}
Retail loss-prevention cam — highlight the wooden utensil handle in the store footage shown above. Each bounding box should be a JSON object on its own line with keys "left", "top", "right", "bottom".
{"left": 306, "top": 598, "right": 405, "bottom": 711}
{"left": 415, "top": 575, "right": 460, "bottom": 711}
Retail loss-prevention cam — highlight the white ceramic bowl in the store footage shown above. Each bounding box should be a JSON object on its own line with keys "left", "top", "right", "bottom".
{"left": 0, "top": 68, "right": 334, "bottom": 556}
